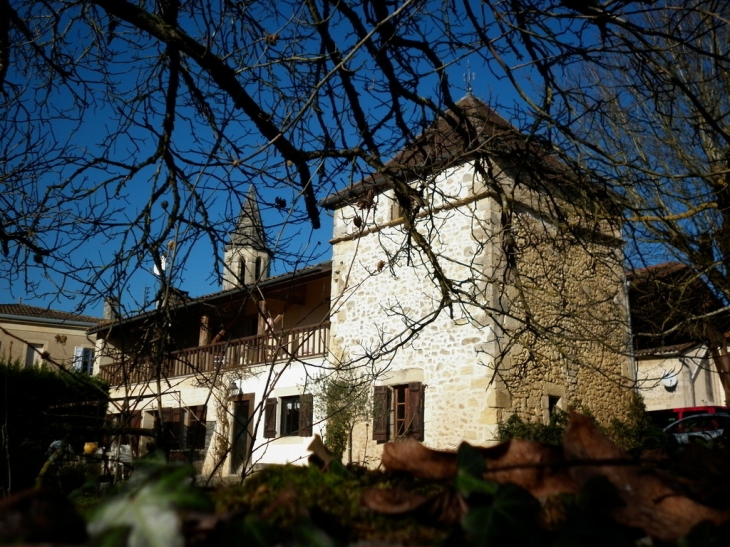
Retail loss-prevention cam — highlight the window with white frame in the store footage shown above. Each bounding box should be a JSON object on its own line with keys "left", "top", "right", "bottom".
{"left": 73, "top": 347, "right": 95, "bottom": 375}
{"left": 25, "top": 343, "right": 44, "bottom": 368}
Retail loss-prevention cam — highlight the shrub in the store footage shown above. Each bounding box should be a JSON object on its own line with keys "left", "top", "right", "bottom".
{"left": 604, "top": 392, "right": 665, "bottom": 453}
{"left": 497, "top": 394, "right": 663, "bottom": 453}
{"left": 497, "top": 409, "right": 569, "bottom": 446}
{"left": 0, "top": 359, "right": 109, "bottom": 493}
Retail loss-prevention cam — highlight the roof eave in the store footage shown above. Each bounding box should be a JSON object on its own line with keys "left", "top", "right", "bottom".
{"left": 89, "top": 261, "right": 332, "bottom": 335}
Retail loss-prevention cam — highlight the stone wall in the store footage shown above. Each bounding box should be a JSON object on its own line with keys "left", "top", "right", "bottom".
{"left": 494, "top": 199, "right": 633, "bottom": 425}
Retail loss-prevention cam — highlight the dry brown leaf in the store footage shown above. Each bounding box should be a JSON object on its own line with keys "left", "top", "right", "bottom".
{"left": 0, "top": 488, "right": 88, "bottom": 544}
{"left": 563, "top": 412, "right": 730, "bottom": 542}
{"left": 381, "top": 439, "right": 457, "bottom": 479}
{"left": 361, "top": 488, "right": 429, "bottom": 514}
{"left": 423, "top": 489, "right": 469, "bottom": 524}
{"left": 381, "top": 438, "right": 577, "bottom": 498}
{"left": 480, "top": 439, "right": 578, "bottom": 498}
{"left": 362, "top": 487, "right": 467, "bottom": 524}
{"left": 307, "top": 434, "right": 334, "bottom": 470}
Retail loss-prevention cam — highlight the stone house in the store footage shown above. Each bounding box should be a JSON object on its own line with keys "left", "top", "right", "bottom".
{"left": 91, "top": 96, "right": 633, "bottom": 476}
{"left": 0, "top": 303, "right": 100, "bottom": 372}
{"left": 322, "top": 95, "right": 633, "bottom": 463}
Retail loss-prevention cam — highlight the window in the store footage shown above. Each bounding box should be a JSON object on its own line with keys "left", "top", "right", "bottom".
{"left": 254, "top": 256, "right": 262, "bottom": 280}
{"left": 157, "top": 407, "right": 185, "bottom": 450}
{"left": 149, "top": 405, "right": 207, "bottom": 455}
{"left": 238, "top": 258, "right": 246, "bottom": 284}
{"left": 547, "top": 395, "right": 561, "bottom": 417}
{"left": 73, "top": 347, "right": 95, "bottom": 374}
{"left": 391, "top": 200, "right": 405, "bottom": 222}
{"left": 280, "top": 396, "right": 300, "bottom": 436}
{"left": 263, "top": 394, "right": 313, "bottom": 438}
{"left": 25, "top": 343, "right": 44, "bottom": 368}
{"left": 372, "top": 382, "right": 424, "bottom": 442}
{"left": 186, "top": 405, "right": 208, "bottom": 451}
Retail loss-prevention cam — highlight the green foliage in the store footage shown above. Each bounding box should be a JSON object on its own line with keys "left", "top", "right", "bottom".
{"left": 454, "top": 442, "right": 648, "bottom": 546}
{"left": 30, "top": 447, "right": 730, "bottom": 546}
{"left": 323, "top": 414, "right": 349, "bottom": 462}
{"left": 312, "top": 370, "right": 371, "bottom": 461}
{"left": 87, "top": 452, "right": 212, "bottom": 547}
{"left": 212, "top": 463, "right": 449, "bottom": 546}
{"left": 603, "top": 392, "right": 665, "bottom": 453}
{"left": 497, "top": 409, "right": 569, "bottom": 446}
{"left": 497, "top": 394, "right": 664, "bottom": 453}
{"left": 0, "top": 359, "right": 109, "bottom": 492}
{"left": 456, "top": 442, "right": 543, "bottom": 547}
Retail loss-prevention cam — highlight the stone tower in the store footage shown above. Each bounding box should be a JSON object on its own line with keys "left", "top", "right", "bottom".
{"left": 223, "top": 186, "right": 272, "bottom": 290}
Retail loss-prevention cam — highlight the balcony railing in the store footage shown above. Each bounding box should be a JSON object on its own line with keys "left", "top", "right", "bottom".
{"left": 98, "top": 322, "right": 330, "bottom": 385}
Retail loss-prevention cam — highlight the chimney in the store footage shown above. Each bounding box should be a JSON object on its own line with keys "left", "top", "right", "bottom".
{"left": 104, "top": 297, "right": 121, "bottom": 321}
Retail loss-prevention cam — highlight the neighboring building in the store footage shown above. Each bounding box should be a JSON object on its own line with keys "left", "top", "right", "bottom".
{"left": 92, "top": 192, "right": 331, "bottom": 476}
{"left": 634, "top": 343, "right": 723, "bottom": 416}
{"left": 91, "top": 95, "right": 634, "bottom": 476}
{"left": 0, "top": 304, "right": 101, "bottom": 372}
{"left": 628, "top": 262, "right": 729, "bottom": 416}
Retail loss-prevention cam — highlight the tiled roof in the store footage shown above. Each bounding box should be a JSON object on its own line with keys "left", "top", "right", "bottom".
{"left": 625, "top": 261, "right": 688, "bottom": 280}
{"left": 0, "top": 303, "right": 101, "bottom": 325}
{"left": 634, "top": 342, "right": 699, "bottom": 358}
{"left": 321, "top": 94, "right": 580, "bottom": 209}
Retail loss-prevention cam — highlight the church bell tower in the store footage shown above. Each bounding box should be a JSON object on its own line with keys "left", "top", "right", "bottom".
{"left": 223, "top": 186, "right": 272, "bottom": 290}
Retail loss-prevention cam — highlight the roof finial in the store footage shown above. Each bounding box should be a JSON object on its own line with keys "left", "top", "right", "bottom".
{"left": 463, "top": 62, "right": 475, "bottom": 95}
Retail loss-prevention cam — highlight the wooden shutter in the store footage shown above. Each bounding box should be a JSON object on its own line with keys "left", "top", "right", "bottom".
{"left": 187, "top": 405, "right": 207, "bottom": 449}
{"left": 372, "top": 386, "right": 391, "bottom": 441}
{"left": 172, "top": 407, "right": 184, "bottom": 449}
{"left": 298, "top": 393, "right": 314, "bottom": 437}
{"left": 407, "top": 382, "right": 424, "bottom": 441}
{"left": 264, "top": 398, "right": 278, "bottom": 438}
{"left": 160, "top": 407, "right": 172, "bottom": 423}
{"left": 129, "top": 410, "right": 142, "bottom": 454}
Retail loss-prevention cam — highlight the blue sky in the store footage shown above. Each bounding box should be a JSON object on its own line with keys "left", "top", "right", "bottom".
{"left": 0, "top": 2, "right": 535, "bottom": 318}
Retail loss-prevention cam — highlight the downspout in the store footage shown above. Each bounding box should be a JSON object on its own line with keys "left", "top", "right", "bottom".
{"left": 679, "top": 350, "right": 705, "bottom": 408}
{"left": 621, "top": 273, "right": 638, "bottom": 389}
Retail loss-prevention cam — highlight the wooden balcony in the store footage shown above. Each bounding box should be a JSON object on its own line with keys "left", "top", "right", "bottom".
{"left": 98, "top": 322, "right": 330, "bottom": 386}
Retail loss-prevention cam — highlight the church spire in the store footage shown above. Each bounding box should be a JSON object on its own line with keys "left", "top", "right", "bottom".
{"left": 223, "top": 186, "right": 272, "bottom": 290}
{"left": 230, "top": 186, "right": 268, "bottom": 252}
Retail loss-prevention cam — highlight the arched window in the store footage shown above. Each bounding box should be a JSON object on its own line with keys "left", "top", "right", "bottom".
{"left": 255, "top": 256, "right": 262, "bottom": 280}
{"left": 238, "top": 258, "right": 246, "bottom": 284}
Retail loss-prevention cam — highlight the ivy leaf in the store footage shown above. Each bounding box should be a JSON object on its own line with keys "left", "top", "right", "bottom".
{"left": 87, "top": 457, "right": 212, "bottom": 547}
{"left": 678, "top": 520, "right": 730, "bottom": 547}
{"left": 455, "top": 442, "right": 498, "bottom": 499}
{"left": 457, "top": 442, "right": 486, "bottom": 477}
{"left": 88, "top": 483, "right": 184, "bottom": 547}
{"left": 462, "top": 483, "right": 543, "bottom": 547}
{"left": 577, "top": 475, "right": 625, "bottom": 514}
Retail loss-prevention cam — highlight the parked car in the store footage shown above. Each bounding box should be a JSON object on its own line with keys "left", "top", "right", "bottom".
{"left": 663, "top": 413, "right": 730, "bottom": 444}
